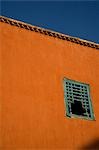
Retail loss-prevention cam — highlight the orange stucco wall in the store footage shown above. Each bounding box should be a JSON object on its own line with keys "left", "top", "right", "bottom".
{"left": 0, "top": 22, "right": 99, "bottom": 150}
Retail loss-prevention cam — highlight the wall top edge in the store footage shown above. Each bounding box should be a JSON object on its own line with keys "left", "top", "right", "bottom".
{"left": 0, "top": 15, "right": 99, "bottom": 50}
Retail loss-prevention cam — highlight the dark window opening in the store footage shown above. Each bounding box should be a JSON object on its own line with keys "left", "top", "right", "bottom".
{"left": 71, "top": 100, "right": 86, "bottom": 116}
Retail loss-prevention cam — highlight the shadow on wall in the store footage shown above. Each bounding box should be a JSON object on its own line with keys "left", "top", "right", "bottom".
{"left": 80, "top": 138, "right": 99, "bottom": 150}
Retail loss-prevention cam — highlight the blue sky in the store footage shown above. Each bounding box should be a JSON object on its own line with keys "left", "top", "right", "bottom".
{"left": 1, "top": 1, "right": 99, "bottom": 43}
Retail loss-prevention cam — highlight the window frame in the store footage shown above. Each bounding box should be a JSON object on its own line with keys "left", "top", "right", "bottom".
{"left": 63, "top": 77, "right": 95, "bottom": 121}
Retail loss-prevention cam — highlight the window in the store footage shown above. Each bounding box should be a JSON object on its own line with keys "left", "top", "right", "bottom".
{"left": 63, "top": 78, "right": 95, "bottom": 120}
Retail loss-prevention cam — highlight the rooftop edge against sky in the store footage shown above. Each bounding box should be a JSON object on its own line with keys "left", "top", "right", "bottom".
{"left": 0, "top": 16, "right": 99, "bottom": 50}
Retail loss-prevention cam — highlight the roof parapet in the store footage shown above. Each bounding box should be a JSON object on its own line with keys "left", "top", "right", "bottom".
{"left": 0, "top": 16, "right": 99, "bottom": 50}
